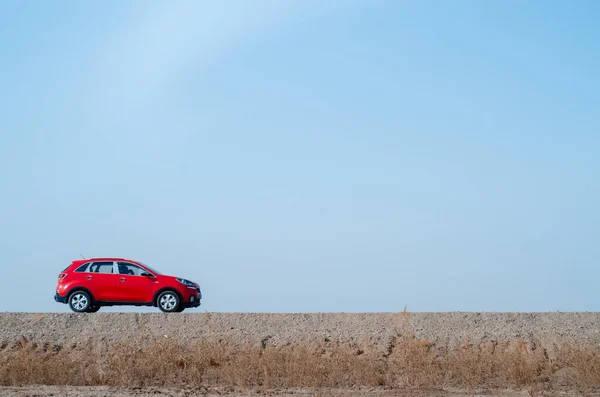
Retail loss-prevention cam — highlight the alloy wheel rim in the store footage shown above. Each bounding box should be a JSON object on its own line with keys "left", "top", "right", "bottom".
{"left": 160, "top": 294, "right": 177, "bottom": 311}
{"left": 71, "top": 293, "right": 88, "bottom": 311}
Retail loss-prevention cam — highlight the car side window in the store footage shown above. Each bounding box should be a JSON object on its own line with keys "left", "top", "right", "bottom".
{"left": 117, "top": 262, "right": 145, "bottom": 276}
{"left": 74, "top": 262, "right": 91, "bottom": 272}
{"left": 89, "top": 262, "right": 114, "bottom": 274}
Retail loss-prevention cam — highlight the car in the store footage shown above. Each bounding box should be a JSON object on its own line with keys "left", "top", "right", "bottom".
{"left": 54, "top": 257, "right": 201, "bottom": 313}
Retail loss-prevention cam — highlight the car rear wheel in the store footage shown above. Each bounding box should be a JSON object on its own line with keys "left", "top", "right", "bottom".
{"left": 157, "top": 291, "right": 180, "bottom": 313}
{"left": 69, "top": 291, "right": 91, "bottom": 313}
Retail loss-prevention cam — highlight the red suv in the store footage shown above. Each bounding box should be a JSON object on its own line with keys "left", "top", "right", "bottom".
{"left": 54, "top": 258, "right": 201, "bottom": 313}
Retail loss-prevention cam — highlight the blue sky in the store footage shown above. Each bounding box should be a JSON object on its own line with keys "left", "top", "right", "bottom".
{"left": 0, "top": 1, "right": 598, "bottom": 313}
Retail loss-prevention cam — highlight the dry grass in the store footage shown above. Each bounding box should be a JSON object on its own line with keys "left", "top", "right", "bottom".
{"left": 1, "top": 334, "right": 599, "bottom": 391}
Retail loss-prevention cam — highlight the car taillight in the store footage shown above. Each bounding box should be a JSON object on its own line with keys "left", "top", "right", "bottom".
{"left": 58, "top": 273, "right": 67, "bottom": 280}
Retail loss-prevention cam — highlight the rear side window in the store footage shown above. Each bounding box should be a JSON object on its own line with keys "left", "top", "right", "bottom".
{"left": 74, "top": 262, "right": 91, "bottom": 272}
{"left": 89, "top": 262, "right": 114, "bottom": 274}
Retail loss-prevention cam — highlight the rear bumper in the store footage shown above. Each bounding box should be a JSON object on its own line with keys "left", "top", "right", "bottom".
{"left": 54, "top": 292, "right": 67, "bottom": 304}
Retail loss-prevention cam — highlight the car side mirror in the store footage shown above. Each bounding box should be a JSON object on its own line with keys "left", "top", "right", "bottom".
{"left": 141, "top": 272, "right": 154, "bottom": 278}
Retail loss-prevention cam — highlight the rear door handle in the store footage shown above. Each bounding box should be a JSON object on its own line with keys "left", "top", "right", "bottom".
{"left": 120, "top": 277, "right": 125, "bottom": 282}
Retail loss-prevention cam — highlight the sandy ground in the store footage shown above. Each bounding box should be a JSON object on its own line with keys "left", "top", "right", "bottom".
{"left": 2, "top": 312, "right": 600, "bottom": 354}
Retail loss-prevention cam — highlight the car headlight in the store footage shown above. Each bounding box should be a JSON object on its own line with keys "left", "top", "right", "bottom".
{"left": 176, "top": 278, "right": 196, "bottom": 287}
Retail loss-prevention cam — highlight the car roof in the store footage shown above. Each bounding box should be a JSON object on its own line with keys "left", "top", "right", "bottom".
{"left": 73, "top": 257, "right": 137, "bottom": 263}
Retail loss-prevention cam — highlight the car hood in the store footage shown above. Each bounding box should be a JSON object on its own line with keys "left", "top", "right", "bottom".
{"left": 162, "top": 275, "right": 199, "bottom": 288}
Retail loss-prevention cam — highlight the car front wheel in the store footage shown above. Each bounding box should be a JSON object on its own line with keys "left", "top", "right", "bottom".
{"left": 157, "top": 291, "right": 180, "bottom": 313}
{"left": 69, "top": 291, "right": 92, "bottom": 313}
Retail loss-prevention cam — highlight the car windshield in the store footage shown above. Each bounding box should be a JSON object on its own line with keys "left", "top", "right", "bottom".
{"left": 139, "top": 262, "right": 162, "bottom": 275}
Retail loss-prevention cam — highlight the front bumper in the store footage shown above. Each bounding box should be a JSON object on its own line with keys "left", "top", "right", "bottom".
{"left": 54, "top": 292, "right": 67, "bottom": 304}
{"left": 183, "top": 289, "right": 201, "bottom": 308}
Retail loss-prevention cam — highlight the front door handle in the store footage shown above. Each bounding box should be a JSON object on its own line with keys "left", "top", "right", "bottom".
{"left": 120, "top": 277, "right": 126, "bottom": 282}
{"left": 86, "top": 276, "right": 92, "bottom": 280}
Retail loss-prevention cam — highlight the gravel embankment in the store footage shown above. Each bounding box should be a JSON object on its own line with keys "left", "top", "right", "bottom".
{"left": 1, "top": 312, "right": 599, "bottom": 353}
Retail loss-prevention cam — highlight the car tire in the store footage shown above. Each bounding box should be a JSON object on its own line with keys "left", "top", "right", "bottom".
{"left": 157, "top": 291, "right": 180, "bottom": 313}
{"left": 68, "top": 291, "right": 92, "bottom": 313}
{"left": 86, "top": 306, "right": 100, "bottom": 313}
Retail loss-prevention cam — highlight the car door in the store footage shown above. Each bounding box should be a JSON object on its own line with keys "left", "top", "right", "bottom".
{"left": 81, "top": 261, "right": 119, "bottom": 301}
{"left": 116, "top": 262, "right": 155, "bottom": 303}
